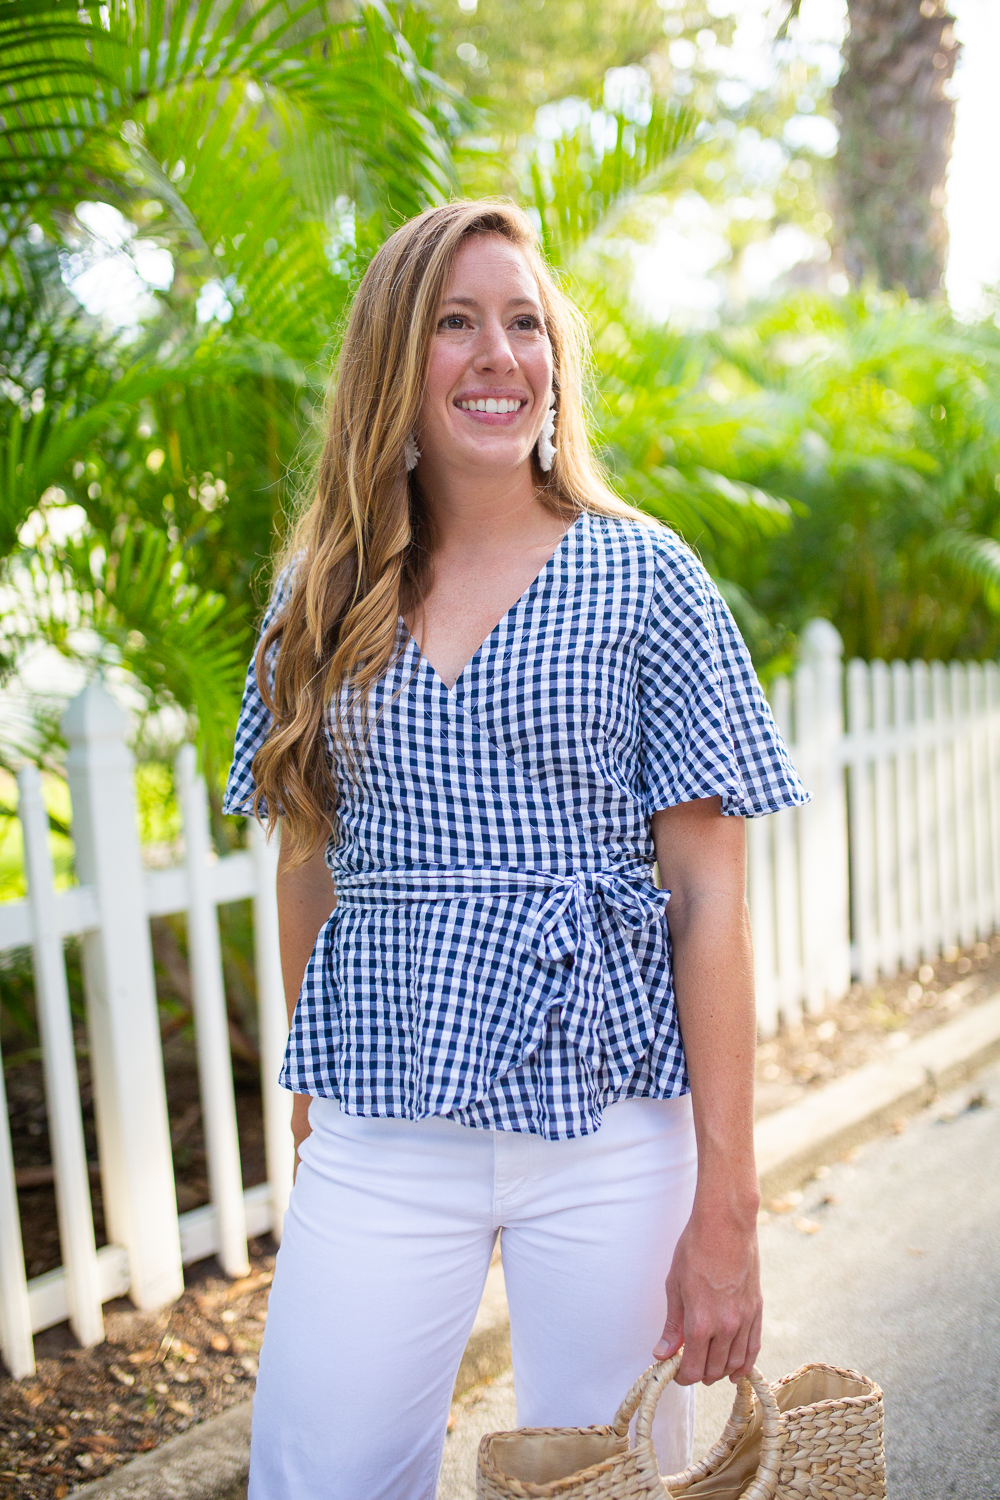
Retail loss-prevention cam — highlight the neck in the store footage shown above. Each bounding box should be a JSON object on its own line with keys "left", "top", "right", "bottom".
{"left": 416, "top": 457, "right": 550, "bottom": 556}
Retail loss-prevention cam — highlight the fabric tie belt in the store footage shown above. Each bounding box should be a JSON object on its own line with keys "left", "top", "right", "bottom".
{"left": 334, "top": 864, "right": 671, "bottom": 1075}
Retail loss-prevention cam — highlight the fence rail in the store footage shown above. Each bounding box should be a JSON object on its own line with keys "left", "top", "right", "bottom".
{"left": 3, "top": 624, "right": 1000, "bottom": 1379}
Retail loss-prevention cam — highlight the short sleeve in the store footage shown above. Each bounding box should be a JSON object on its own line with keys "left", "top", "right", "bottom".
{"left": 221, "top": 565, "right": 297, "bottom": 817}
{"left": 637, "top": 532, "right": 809, "bottom": 817}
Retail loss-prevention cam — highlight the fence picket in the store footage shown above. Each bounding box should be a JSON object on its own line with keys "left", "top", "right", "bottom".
{"left": 987, "top": 665, "right": 1000, "bottom": 931}
{"left": 847, "top": 660, "right": 877, "bottom": 985}
{"left": 0, "top": 1038, "right": 35, "bottom": 1378}
{"left": 911, "top": 663, "right": 936, "bottom": 959}
{"left": 18, "top": 766, "right": 105, "bottom": 1348}
{"left": 930, "top": 664, "right": 956, "bottom": 954}
{"left": 891, "top": 662, "right": 918, "bottom": 971}
{"left": 970, "top": 665, "right": 992, "bottom": 940}
{"left": 769, "top": 676, "right": 801, "bottom": 1025}
{"left": 950, "top": 664, "right": 976, "bottom": 949}
{"left": 794, "top": 659, "right": 824, "bottom": 1015}
{"left": 62, "top": 683, "right": 183, "bottom": 1310}
{"left": 870, "top": 662, "right": 897, "bottom": 975}
{"left": 176, "top": 746, "right": 250, "bottom": 1281}
{"left": 801, "top": 620, "right": 851, "bottom": 1005}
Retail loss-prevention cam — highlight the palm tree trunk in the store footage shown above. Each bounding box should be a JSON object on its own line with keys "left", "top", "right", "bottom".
{"left": 832, "top": 0, "right": 961, "bottom": 298}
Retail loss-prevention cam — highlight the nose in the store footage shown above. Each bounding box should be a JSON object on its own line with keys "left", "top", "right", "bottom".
{"left": 473, "top": 315, "right": 517, "bottom": 373}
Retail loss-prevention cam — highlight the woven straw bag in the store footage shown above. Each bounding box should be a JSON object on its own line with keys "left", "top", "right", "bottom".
{"left": 476, "top": 1355, "right": 885, "bottom": 1500}
{"left": 476, "top": 1355, "right": 782, "bottom": 1499}
{"left": 769, "top": 1363, "right": 886, "bottom": 1499}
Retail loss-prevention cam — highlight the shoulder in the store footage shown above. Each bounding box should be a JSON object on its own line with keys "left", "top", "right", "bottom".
{"left": 582, "top": 510, "right": 714, "bottom": 614}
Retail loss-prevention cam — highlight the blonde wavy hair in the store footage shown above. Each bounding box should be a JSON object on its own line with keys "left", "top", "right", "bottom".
{"left": 252, "top": 198, "right": 646, "bottom": 865}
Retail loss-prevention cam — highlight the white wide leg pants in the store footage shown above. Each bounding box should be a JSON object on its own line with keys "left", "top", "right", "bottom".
{"left": 248, "top": 1094, "right": 698, "bottom": 1500}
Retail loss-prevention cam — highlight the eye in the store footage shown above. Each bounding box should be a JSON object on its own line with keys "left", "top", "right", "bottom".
{"left": 512, "top": 314, "right": 542, "bottom": 331}
{"left": 438, "top": 313, "right": 470, "bottom": 330}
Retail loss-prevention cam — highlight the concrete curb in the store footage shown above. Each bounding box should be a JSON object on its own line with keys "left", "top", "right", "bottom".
{"left": 73, "top": 1401, "right": 251, "bottom": 1499}
{"left": 755, "top": 991, "right": 1000, "bottom": 1197}
{"left": 75, "top": 991, "right": 1000, "bottom": 1499}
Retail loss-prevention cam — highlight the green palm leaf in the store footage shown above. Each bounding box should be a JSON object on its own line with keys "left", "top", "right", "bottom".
{"left": 0, "top": 289, "right": 304, "bottom": 556}
{"left": 51, "top": 524, "right": 248, "bottom": 769}
{"left": 530, "top": 96, "right": 697, "bottom": 265}
{"left": 927, "top": 528, "right": 1000, "bottom": 615}
{"left": 619, "top": 461, "right": 791, "bottom": 547}
{"left": 0, "top": 0, "right": 459, "bottom": 232}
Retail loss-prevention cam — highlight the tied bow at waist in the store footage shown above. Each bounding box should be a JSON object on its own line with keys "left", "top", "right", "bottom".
{"left": 334, "top": 865, "right": 671, "bottom": 1076}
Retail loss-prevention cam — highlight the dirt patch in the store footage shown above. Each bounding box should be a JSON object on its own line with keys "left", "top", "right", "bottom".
{"left": 753, "top": 934, "right": 1000, "bottom": 1118}
{"left": 0, "top": 1243, "right": 273, "bottom": 1499}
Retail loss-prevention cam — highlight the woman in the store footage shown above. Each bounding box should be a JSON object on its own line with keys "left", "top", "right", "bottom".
{"left": 223, "top": 199, "right": 807, "bottom": 1500}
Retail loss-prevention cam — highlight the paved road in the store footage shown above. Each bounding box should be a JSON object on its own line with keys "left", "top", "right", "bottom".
{"left": 438, "top": 1061, "right": 1000, "bottom": 1499}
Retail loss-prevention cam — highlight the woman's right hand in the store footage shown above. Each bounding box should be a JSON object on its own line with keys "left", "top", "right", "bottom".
{"left": 292, "top": 1093, "right": 313, "bottom": 1179}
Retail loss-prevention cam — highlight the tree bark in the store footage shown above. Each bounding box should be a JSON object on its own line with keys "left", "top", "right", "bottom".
{"left": 832, "top": 0, "right": 961, "bottom": 298}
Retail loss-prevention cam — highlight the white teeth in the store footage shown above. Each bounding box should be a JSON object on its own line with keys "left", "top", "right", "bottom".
{"left": 458, "top": 398, "right": 523, "bottom": 412}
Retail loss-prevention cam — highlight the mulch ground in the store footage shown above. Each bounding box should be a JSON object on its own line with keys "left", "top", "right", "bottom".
{"left": 2, "top": 936, "right": 999, "bottom": 1496}
{"left": 0, "top": 1244, "right": 273, "bottom": 1498}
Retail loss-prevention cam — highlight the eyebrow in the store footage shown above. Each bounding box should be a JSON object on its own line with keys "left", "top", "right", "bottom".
{"left": 441, "top": 294, "right": 540, "bottom": 310}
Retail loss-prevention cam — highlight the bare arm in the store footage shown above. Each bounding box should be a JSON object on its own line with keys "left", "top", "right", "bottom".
{"left": 276, "top": 832, "right": 337, "bottom": 1169}
{"left": 650, "top": 795, "right": 762, "bottom": 1386}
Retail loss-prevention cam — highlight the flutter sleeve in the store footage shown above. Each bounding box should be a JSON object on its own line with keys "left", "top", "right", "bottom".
{"left": 221, "top": 565, "right": 297, "bottom": 817}
{"left": 637, "top": 530, "right": 809, "bottom": 817}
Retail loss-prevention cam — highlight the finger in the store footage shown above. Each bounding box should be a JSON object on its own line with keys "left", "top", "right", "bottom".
{"left": 723, "top": 1321, "right": 751, "bottom": 1383}
{"left": 674, "top": 1328, "right": 710, "bottom": 1386}
{"left": 653, "top": 1280, "right": 684, "bottom": 1361}
{"left": 653, "top": 1320, "right": 683, "bottom": 1362}
{"left": 730, "top": 1306, "right": 763, "bottom": 1381}
{"left": 701, "top": 1332, "right": 737, "bottom": 1386}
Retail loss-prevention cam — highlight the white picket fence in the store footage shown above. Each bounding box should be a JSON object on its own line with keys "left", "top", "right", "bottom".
{"left": 3, "top": 622, "right": 1000, "bottom": 1381}
{"left": 747, "top": 619, "right": 1000, "bottom": 1032}
{"left": 0, "top": 681, "right": 291, "bottom": 1380}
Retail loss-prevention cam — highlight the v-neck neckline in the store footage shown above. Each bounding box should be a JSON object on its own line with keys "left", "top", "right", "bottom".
{"left": 400, "top": 510, "right": 585, "bottom": 696}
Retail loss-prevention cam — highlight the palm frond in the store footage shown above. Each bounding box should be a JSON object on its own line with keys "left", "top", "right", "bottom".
{"left": 52, "top": 524, "right": 249, "bottom": 768}
{"left": 529, "top": 96, "right": 697, "bottom": 266}
{"left": 0, "top": 0, "right": 459, "bottom": 235}
{"left": 926, "top": 528, "right": 1000, "bottom": 615}
{"left": 623, "top": 461, "right": 792, "bottom": 548}
{"left": 0, "top": 288, "right": 306, "bottom": 557}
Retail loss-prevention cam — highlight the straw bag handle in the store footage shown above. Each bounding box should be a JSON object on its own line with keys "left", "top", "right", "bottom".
{"left": 611, "top": 1355, "right": 785, "bottom": 1499}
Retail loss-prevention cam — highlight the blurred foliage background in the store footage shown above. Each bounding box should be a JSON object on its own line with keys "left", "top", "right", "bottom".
{"left": 1, "top": 0, "right": 995, "bottom": 897}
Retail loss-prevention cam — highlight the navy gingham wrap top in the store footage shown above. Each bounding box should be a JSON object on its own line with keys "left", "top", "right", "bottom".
{"left": 223, "top": 511, "right": 808, "bottom": 1139}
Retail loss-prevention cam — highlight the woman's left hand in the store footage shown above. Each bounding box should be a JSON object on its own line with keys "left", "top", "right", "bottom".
{"left": 653, "top": 1203, "right": 763, "bottom": 1385}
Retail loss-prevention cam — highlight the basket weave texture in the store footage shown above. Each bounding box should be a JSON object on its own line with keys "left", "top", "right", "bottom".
{"left": 477, "top": 1356, "right": 885, "bottom": 1500}
{"left": 663, "top": 1360, "right": 885, "bottom": 1500}
{"left": 771, "top": 1363, "right": 886, "bottom": 1500}
{"left": 476, "top": 1356, "right": 782, "bottom": 1500}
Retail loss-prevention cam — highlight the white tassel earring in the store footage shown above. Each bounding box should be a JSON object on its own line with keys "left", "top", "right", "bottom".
{"left": 404, "top": 433, "right": 421, "bottom": 472}
{"left": 537, "top": 395, "right": 557, "bottom": 472}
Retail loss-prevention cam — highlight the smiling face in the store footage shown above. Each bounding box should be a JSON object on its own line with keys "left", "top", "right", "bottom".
{"left": 415, "top": 232, "right": 553, "bottom": 479}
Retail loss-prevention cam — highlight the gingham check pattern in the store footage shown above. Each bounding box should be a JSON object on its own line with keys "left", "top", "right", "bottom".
{"left": 223, "top": 512, "right": 809, "bottom": 1139}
